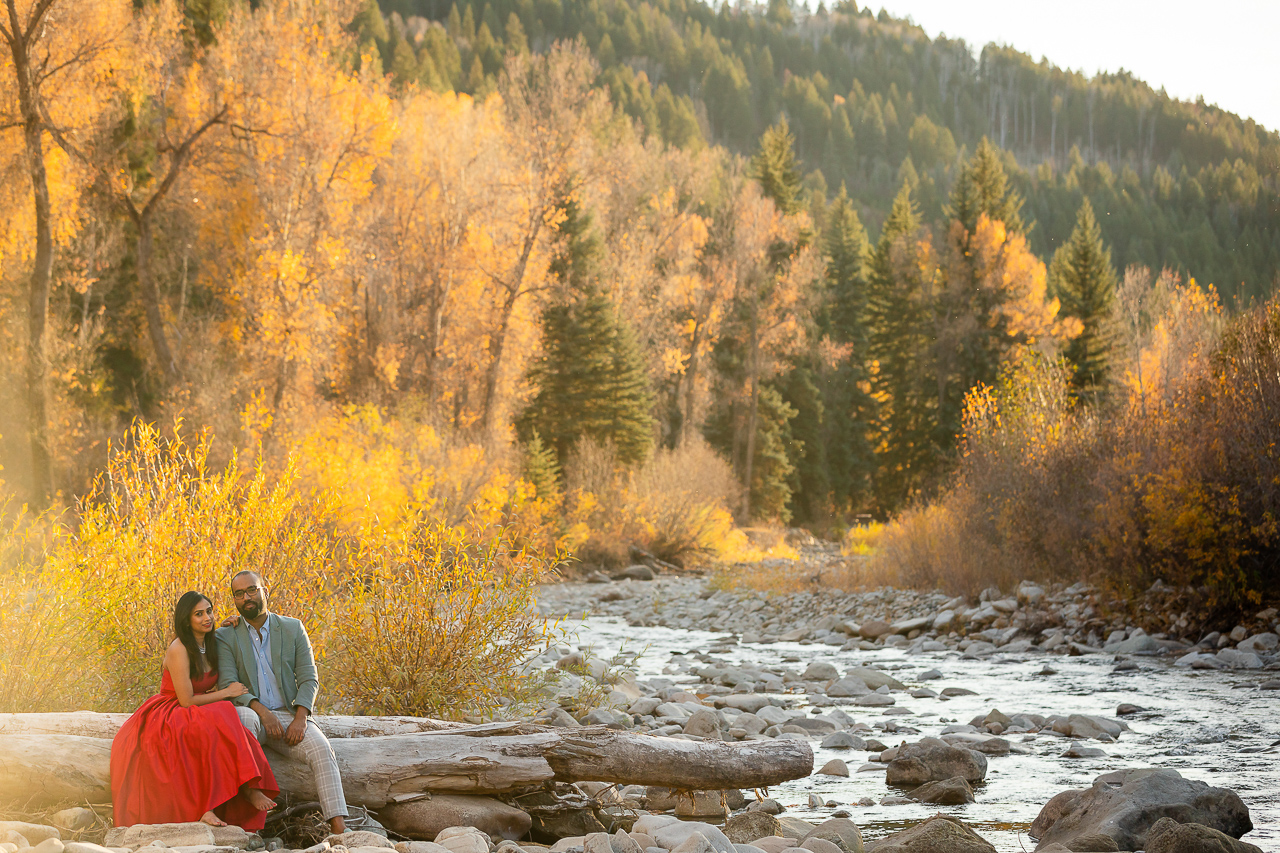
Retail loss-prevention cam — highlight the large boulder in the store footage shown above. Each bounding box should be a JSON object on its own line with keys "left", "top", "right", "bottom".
{"left": 1031, "top": 769, "right": 1252, "bottom": 851}
{"left": 1144, "top": 817, "right": 1264, "bottom": 853}
{"left": 379, "top": 795, "right": 532, "bottom": 841}
{"left": 865, "top": 815, "right": 995, "bottom": 853}
{"left": 799, "top": 818, "right": 864, "bottom": 853}
{"left": 885, "top": 738, "right": 988, "bottom": 786}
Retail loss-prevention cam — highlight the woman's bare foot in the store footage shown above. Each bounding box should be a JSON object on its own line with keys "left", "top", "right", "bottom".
{"left": 246, "top": 789, "right": 277, "bottom": 811}
{"left": 200, "top": 811, "right": 228, "bottom": 827}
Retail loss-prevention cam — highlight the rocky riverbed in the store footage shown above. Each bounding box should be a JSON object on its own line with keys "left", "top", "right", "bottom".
{"left": 527, "top": 571, "right": 1279, "bottom": 852}
{"left": 4, "top": 570, "right": 1276, "bottom": 853}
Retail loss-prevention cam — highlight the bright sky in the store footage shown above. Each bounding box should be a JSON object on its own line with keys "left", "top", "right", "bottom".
{"left": 869, "top": 0, "right": 1280, "bottom": 134}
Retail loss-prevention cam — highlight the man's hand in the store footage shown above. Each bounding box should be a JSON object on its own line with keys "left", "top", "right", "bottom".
{"left": 285, "top": 713, "right": 307, "bottom": 746}
{"left": 254, "top": 703, "right": 284, "bottom": 739}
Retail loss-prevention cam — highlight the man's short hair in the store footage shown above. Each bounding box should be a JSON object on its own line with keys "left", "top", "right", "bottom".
{"left": 231, "top": 569, "right": 262, "bottom": 588}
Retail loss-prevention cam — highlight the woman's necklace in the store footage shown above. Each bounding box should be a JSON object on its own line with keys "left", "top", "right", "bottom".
{"left": 197, "top": 641, "right": 206, "bottom": 654}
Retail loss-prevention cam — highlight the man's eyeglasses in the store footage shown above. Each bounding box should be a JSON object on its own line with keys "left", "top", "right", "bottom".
{"left": 232, "top": 585, "right": 262, "bottom": 600}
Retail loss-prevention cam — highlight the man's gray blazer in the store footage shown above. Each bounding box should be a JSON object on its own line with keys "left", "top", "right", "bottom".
{"left": 215, "top": 613, "right": 320, "bottom": 713}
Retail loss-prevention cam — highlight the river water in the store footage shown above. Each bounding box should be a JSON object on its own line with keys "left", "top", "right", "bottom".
{"left": 563, "top": 615, "right": 1279, "bottom": 852}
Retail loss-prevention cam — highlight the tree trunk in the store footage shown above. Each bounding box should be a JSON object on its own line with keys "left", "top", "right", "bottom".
{"left": 740, "top": 314, "right": 759, "bottom": 522}
{"left": 0, "top": 721, "right": 813, "bottom": 810}
{"left": 7, "top": 7, "right": 55, "bottom": 505}
{"left": 135, "top": 215, "right": 179, "bottom": 379}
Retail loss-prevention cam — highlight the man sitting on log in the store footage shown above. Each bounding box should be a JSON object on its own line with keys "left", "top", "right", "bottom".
{"left": 216, "top": 570, "right": 348, "bottom": 834}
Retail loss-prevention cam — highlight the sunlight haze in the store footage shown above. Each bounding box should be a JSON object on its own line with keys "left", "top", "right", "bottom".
{"left": 870, "top": 0, "right": 1280, "bottom": 133}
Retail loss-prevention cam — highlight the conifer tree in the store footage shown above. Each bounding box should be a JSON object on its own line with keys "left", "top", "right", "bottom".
{"left": 522, "top": 430, "right": 561, "bottom": 502}
{"left": 820, "top": 186, "right": 875, "bottom": 514}
{"left": 934, "top": 136, "right": 1034, "bottom": 443}
{"left": 866, "top": 181, "right": 937, "bottom": 511}
{"left": 1051, "top": 197, "right": 1119, "bottom": 401}
{"left": 519, "top": 191, "right": 656, "bottom": 467}
{"left": 947, "top": 137, "right": 1025, "bottom": 235}
{"left": 750, "top": 116, "right": 802, "bottom": 216}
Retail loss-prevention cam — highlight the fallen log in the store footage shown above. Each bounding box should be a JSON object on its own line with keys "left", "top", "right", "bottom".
{"left": 1, "top": 722, "right": 813, "bottom": 810}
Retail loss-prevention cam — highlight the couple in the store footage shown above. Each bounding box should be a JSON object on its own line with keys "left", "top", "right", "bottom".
{"left": 110, "top": 571, "right": 348, "bottom": 833}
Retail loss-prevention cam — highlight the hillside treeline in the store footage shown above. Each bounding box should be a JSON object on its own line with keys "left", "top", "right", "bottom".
{"left": 360, "top": 0, "right": 1280, "bottom": 303}
{"left": 0, "top": 0, "right": 1273, "bottom": 550}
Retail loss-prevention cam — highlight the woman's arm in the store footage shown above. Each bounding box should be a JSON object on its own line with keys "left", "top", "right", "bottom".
{"left": 164, "top": 642, "right": 248, "bottom": 707}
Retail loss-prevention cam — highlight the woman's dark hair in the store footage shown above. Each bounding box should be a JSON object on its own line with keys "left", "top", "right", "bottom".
{"left": 173, "top": 591, "right": 220, "bottom": 680}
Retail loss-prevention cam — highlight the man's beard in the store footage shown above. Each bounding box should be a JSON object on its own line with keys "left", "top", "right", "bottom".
{"left": 236, "top": 599, "right": 262, "bottom": 620}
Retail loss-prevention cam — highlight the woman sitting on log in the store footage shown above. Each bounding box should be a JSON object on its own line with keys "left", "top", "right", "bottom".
{"left": 110, "top": 591, "right": 280, "bottom": 829}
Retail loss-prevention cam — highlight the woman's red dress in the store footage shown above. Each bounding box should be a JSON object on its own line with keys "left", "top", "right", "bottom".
{"left": 111, "top": 667, "right": 280, "bottom": 830}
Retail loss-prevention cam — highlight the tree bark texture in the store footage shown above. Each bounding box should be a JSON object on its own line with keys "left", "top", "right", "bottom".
{"left": 0, "top": 718, "right": 813, "bottom": 810}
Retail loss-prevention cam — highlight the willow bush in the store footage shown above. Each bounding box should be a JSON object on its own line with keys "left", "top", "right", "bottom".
{"left": 1, "top": 421, "right": 558, "bottom": 716}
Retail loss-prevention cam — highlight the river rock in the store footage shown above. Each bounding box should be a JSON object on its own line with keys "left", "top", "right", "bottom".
{"left": 741, "top": 798, "right": 781, "bottom": 817}
{"left": 1031, "top": 769, "right": 1252, "bottom": 851}
{"left": 827, "top": 678, "right": 871, "bottom": 698}
{"left": 798, "top": 819, "right": 863, "bottom": 853}
{"left": 798, "top": 840, "right": 840, "bottom": 853}
{"left": 885, "top": 738, "right": 988, "bottom": 785}
{"left": 803, "top": 662, "right": 840, "bottom": 682}
{"left": 854, "top": 694, "right": 894, "bottom": 706}
{"left": 684, "top": 710, "right": 723, "bottom": 739}
{"left": 670, "top": 833, "right": 717, "bottom": 853}
{"left": 720, "top": 695, "right": 773, "bottom": 714}
{"left": 62, "top": 844, "right": 120, "bottom": 853}
{"left": 613, "top": 566, "right": 656, "bottom": 581}
{"left": 651, "top": 822, "right": 734, "bottom": 853}
{"left": 820, "top": 732, "right": 865, "bottom": 750}
{"left": 1059, "top": 833, "right": 1119, "bottom": 851}
{"left": 1110, "top": 635, "right": 1159, "bottom": 654}
{"left": 817, "top": 760, "right": 850, "bottom": 777}
{"left": 379, "top": 796, "right": 532, "bottom": 841}
{"left": 864, "top": 814, "right": 995, "bottom": 853}
{"left": 0, "top": 829, "right": 58, "bottom": 847}
{"left": 48, "top": 812, "right": 93, "bottom": 835}
{"left": 1144, "top": 817, "right": 1263, "bottom": 853}
{"left": 105, "top": 825, "right": 215, "bottom": 849}
{"left": 845, "top": 668, "right": 905, "bottom": 691}
{"left": 724, "top": 814, "right": 782, "bottom": 845}
{"left": 908, "top": 777, "right": 975, "bottom": 804}
{"left": 1236, "top": 632, "right": 1278, "bottom": 654}
{"left": 395, "top": 843, "right": 451, "bottom": 853}
{"left": 858, "top": 621, "right": 893, "bottom": 640}
{"left": 775, "top": 819, "right": 817, "bottom": 842}
{"left": 1215, "top": 649, "right": 1263, "bottom": 669}
{"left": 330, "top": 833, "right": 395, "bottom": 850}
{"left": 748, "top": 841, "right": 793, "bottom": 853}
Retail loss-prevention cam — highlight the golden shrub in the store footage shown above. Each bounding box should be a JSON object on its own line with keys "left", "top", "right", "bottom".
{"left": 5, "top": 419, "right": 560, "bottom": 715}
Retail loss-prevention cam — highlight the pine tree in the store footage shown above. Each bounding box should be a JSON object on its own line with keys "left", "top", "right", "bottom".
{"left": 866, "top": 181, "right": 938, "bottom": 511}
{"left": 750, "top": 116, "right": 802, "bottom": 217}
{"left": 947, "top": 137, "right": 1025, "bottom": 235}
{"left": 522, "top": 430, "right": 562, "bottom": 502}
{"left": 820, "top": 186, "right": 875, "bottom": 514}
{"left": 933, "top": 136, "right": 1036, "bottom": 444}
{"left": 1051, "top": 197, "right": 1119, "bottom": 402}
{"left": 519, "top": 191, "right": 656, "bottom": 466}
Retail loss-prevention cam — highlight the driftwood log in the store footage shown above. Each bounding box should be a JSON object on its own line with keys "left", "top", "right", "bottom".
{"left": 0, "top": 714, "right": 813, "bottom": 810}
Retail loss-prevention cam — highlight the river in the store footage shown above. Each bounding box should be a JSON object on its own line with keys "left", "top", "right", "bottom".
{"left": 562, "top": 614, "right": 1280, "bottom": 852}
